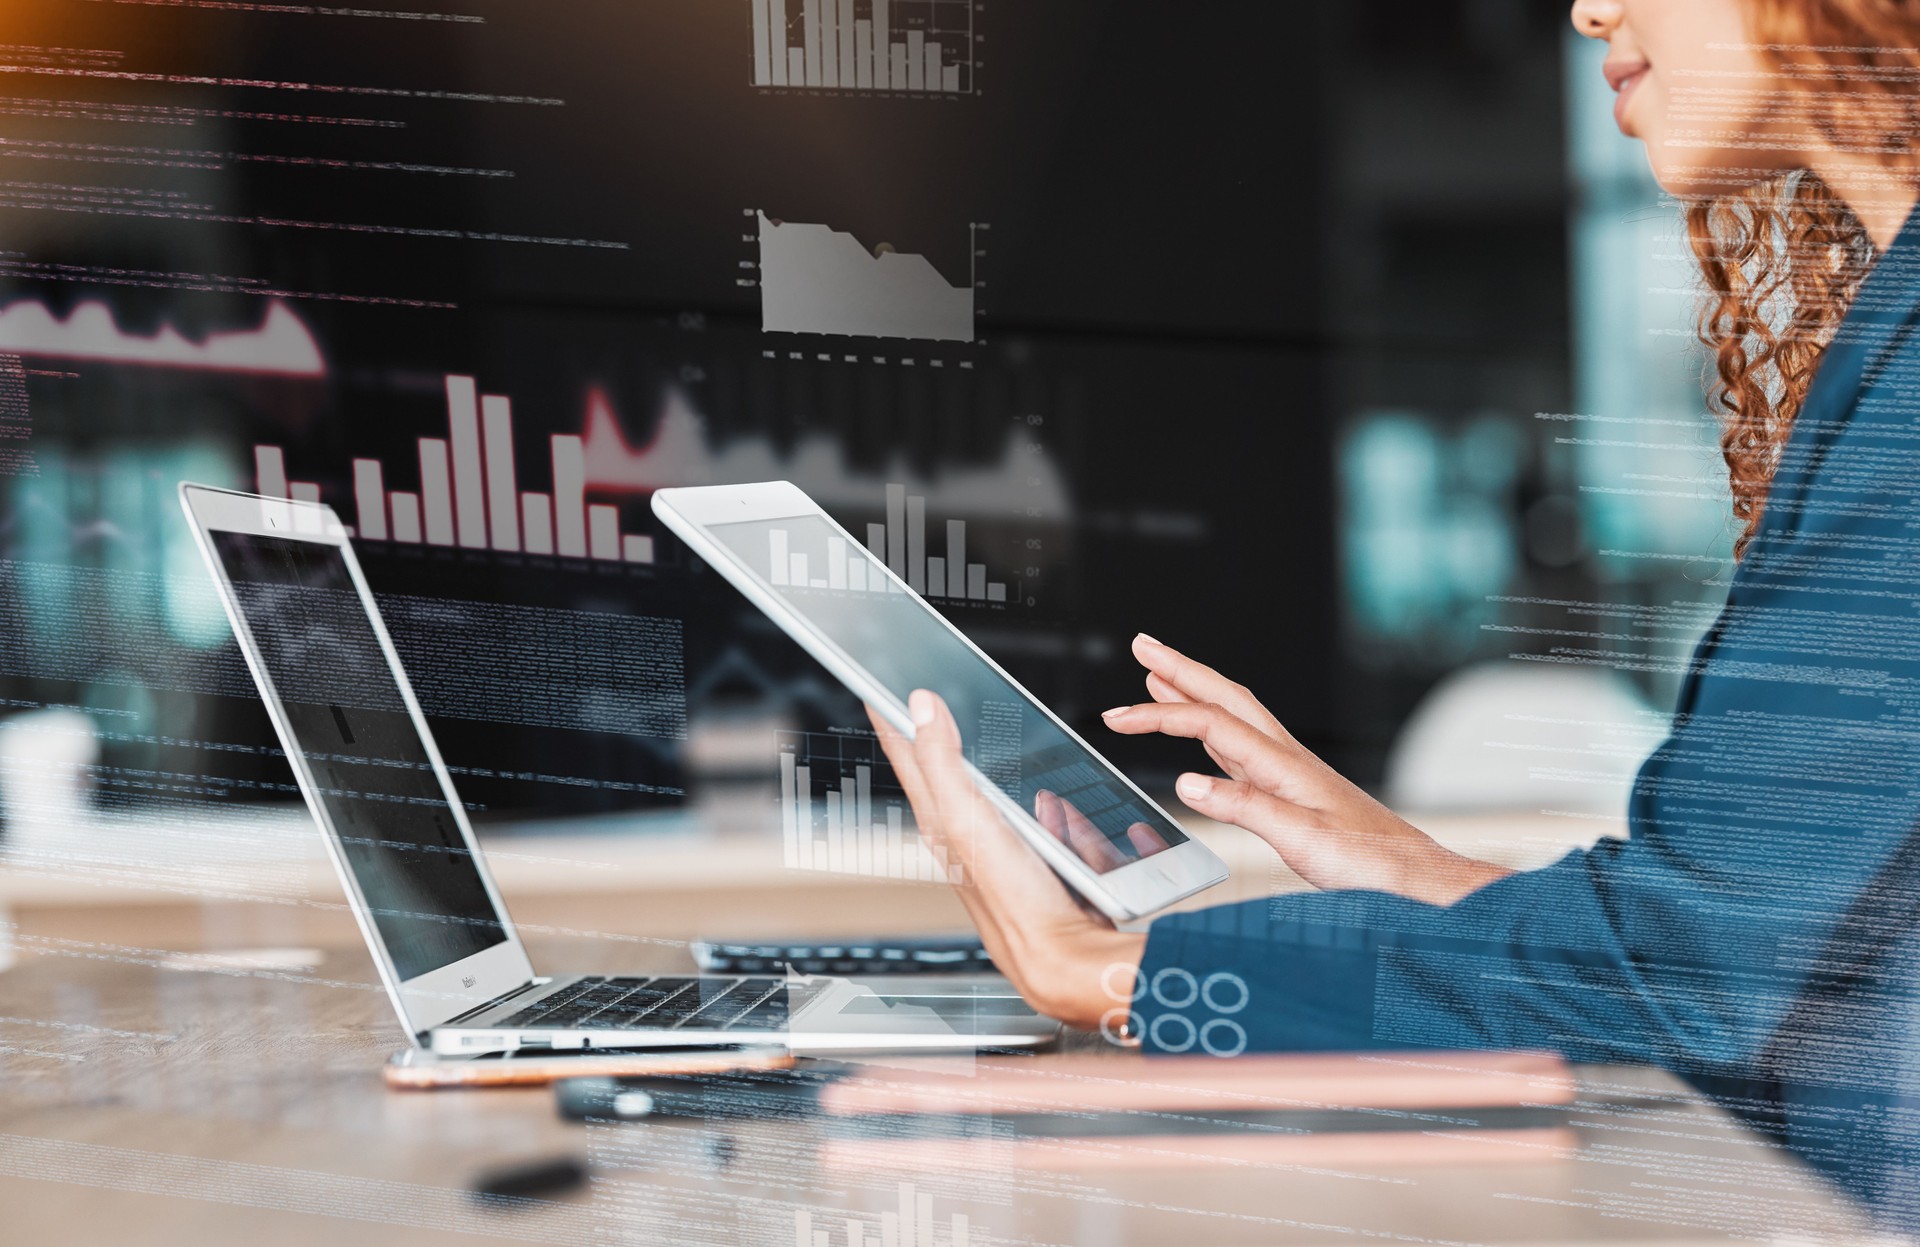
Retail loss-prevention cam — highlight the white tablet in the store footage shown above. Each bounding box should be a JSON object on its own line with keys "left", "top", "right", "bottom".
{"left": 653, "top": 481, "right": 1229, "bottom": 921}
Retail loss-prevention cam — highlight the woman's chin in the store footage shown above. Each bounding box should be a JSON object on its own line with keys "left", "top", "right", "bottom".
{"left": 1640, "top": 142, "right": 1691, "bottom": 195}
{"left": 1647, "top": 158, "right": 1705, "bottom": 199}
{"left": 1645, "top": 146, "right": 1767, "bottom": 199}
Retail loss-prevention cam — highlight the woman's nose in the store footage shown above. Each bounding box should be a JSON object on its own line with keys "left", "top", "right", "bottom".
{"left": 1569, "top": 0, "right": 1624, "bottom": 38}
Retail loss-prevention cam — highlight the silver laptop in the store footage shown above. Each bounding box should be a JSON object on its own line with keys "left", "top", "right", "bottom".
{"left": 180, "top": 483, "right": 1056, "bottom": 1055}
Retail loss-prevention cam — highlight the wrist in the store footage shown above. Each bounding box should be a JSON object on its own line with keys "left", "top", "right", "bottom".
{"left": 1410, "top": 845, "right": 1513, "bottom": 906}
{"left": 1039, "top": 929, "right": 1145, "bottom": 1031}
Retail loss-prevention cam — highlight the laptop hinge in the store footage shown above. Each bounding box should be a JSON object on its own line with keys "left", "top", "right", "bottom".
{"left": 437, "top": 979, "right": 544, "bottom": 1029}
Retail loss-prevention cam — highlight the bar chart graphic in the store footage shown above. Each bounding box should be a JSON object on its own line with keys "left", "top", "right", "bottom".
{"left": 780, "top": 732, "right": 960, "bottom": 883}
{"left": 793, "top": 1184, "right": 973, "bottom": 1247}
{"left": 752, "top": 0, "right": 974, "bottom": 95}
{"left": 253, "top": 374, "right": 655, "bottom": 564}
{"left": 767, "top": 482, "right": 1008, "bottom": 604}
{"left": 756, "top": 211, "right": 976, "bottom": 342}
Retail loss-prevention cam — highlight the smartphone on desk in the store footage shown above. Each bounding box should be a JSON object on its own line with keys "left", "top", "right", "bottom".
{"left": 384, "top": 1044, "right": 793, "bottom": 1089}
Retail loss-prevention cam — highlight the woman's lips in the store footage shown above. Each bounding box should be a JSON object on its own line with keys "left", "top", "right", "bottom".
{"left": 1606, "top": 61, "right": 1650, "bottom": 133}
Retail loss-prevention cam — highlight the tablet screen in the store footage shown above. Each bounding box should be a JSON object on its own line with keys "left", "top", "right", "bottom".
{"left": 709, "top": 515, "right": 1188, "bottom": 872}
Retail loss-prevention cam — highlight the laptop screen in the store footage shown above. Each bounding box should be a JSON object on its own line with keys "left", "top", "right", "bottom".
{"left": 211, "top": 530, "right": 508, "bottom": 981}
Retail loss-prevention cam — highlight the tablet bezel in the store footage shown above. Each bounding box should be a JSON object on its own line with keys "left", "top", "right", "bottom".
{"left": 179, "top": 484, "right": 537, "bottom": 1042}
{"left": 652, "top": 480, "right": 1228, "bottom": 921}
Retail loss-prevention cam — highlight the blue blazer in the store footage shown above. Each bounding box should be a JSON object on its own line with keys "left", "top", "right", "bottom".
{"left": 1136, "top": 203, "right": 1920, "bottom": 1211}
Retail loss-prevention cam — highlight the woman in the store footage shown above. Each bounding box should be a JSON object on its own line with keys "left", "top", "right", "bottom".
{"left": 874, "top": 0, "right": 1920, "bottom": 1187}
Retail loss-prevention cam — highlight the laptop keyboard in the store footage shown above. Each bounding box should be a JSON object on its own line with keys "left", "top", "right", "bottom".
{"left": 498, "top": 976, "right": 789, "bottom": 1032}
{"left": 695, "top": 935, "right": 994, "bottom": 977}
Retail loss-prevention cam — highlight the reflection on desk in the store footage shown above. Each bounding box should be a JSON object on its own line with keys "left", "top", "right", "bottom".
{"left": 0, "top": 934, "right": 1880, "bottom": 1247}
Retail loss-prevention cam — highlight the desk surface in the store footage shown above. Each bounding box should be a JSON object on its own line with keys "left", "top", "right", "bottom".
{"left": 0, "top": 925, "right": 1877, "bottom": 1247}
{"left": 0, "top": 806, "right": 1858, "bottom": 1247}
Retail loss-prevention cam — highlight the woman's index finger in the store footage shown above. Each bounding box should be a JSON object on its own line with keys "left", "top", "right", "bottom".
{"left": 1130, "top": 635, "right": 1280, "bottom": 731}
{"left": 1106, "top": 700, "right": 1304, "bottom": 795}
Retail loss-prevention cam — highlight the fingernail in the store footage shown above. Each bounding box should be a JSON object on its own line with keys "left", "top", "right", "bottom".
{"left": 1176, "top": 773, "right": 1213, "bottom": 802}
{"left": 909, "top": 690, "right": 937, "bottom": 727}
{"left": 1134, "top": 632, "right": 1161, "bottom": 648}
{"left": 1101, "top": 705, "right": 1131, "bottom": 719}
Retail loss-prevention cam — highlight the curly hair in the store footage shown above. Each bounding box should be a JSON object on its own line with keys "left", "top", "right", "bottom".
{"left": 1682, "top": 1, "right": 1920, "bottom": 557}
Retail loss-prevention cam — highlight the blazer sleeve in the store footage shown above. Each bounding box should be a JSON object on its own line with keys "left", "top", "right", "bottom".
{"left": 1131, "top": 843, "right": 1803, "bottom": 1069}
{"left": 1135, "top": 652, "right": 1920, "bottom": 1074}
{"left": 1132, "top": 629, "right": 1920, "bottom": 1071}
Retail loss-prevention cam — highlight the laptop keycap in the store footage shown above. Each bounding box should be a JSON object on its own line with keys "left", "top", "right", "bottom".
{"left": 697, "top": 936, "right": 995, "bottom": 977}
{"left": 711, "top": 983, "right": 790, "bottom": 1029}
{"left": 496, "top": 977, "right": 786, "bottom": 1032}
{"left": 500, "top": 977, "right": 653, "bottom": 1028}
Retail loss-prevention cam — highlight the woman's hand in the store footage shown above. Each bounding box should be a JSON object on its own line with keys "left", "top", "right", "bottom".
{"left": 1102, "top": 635, "right": 1511, "bottom": 907}
{"left": 867, "top": 691, "right": 1143, "bottom": 1031}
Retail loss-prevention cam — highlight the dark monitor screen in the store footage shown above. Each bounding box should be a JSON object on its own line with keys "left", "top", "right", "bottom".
{"left": 211, "top": 530, "right": 507, "bottom": 981}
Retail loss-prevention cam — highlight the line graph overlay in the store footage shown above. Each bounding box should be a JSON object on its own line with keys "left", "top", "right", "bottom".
{"left": 0, "top": 299, "right": 324, "bottom": 376}
{"left": 574, "top": 387, "right": 1056, "bottom": 524}
{"left": 755, "top": 211, "right": 976, "bottom": 342}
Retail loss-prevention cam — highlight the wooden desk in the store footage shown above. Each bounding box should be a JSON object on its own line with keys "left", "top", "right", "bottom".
{"left": 4, "top": 803, "right": 1848, "bottom": 1246}
{"left": 0, "top": 927, "right": 1875, "bottom": 1247}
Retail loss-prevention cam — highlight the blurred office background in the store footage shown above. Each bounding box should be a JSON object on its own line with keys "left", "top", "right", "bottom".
{"left": 0, "top": 0, "right": 1734, "bottom": 863}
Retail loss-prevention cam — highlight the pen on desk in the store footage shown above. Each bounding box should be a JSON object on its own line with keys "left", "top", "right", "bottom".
{"left": 469, "top": 1155, "right": 589, "bottom": 1202}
